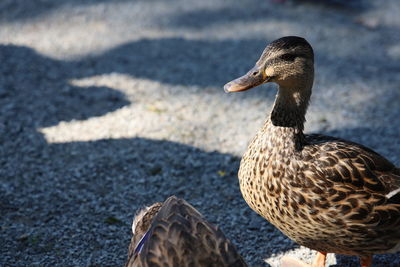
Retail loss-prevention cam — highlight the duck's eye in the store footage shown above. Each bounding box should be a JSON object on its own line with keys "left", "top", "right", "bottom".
{"left": 252, "top": 71, "right": 259, "bottom": 76}
{"left": 279, "top": 54, "right": 297, "bottom": 62}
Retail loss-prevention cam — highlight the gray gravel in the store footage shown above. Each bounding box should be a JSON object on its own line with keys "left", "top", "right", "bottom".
{"left": 1, "top": 0, "right": 399, "bottom": 266}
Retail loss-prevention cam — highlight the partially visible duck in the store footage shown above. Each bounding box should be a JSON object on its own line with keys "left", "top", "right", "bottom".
{"left": 224, "top": 36, "right": 400, "bottom": 267}
{"left": 126, "top": 196, "right": 247, "bottom": 267}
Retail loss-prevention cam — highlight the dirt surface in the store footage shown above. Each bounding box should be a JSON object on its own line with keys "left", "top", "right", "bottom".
{"left": 1, "top": 0, "right": 399, "bottom": 266}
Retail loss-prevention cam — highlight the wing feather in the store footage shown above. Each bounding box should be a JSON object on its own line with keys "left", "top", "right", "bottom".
{"left": 127, "top": 196, "right": 247, "bottom": 267}
{"left": 301, "top": 134, "right": 400, "bottom": 252}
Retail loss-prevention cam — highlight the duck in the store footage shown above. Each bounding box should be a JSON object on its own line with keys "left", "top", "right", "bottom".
{"left": 125, "top": 196, "right": 247, "bottom": 267}
{"left": 224, "top": 36, "right": 400, "bottom": 267}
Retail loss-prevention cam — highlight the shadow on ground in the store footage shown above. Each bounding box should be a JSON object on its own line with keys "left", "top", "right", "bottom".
{"left": 0, "top": 0, "right": 135, "bottom": 22}
{"left": 3, "top": 34, "right": 399, "bottom": 100}
{"left": 0, "top": 44, "right": 288, "bottom": 266}
{"left": 0, "top": 44, "right": 130, "bottom": 129}
{"left": 0, "top": 0, "right": 368, "bottom": 24}
{"left": 75, "top": 38, "right": 268, "bottom": 89}
{"left": 161, "top": 1, "right": 367, "bottom": 31}
{"left": 1, "top": 135, "right": 281, "bottom": 266}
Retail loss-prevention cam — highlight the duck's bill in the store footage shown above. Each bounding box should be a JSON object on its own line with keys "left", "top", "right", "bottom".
{"left": 224, "top": 66, "right": 265, "bottom": 93}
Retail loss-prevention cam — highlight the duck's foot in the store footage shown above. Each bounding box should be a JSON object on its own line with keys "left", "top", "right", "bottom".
{"left": 360, "top": 256, "right": 372, "bottom": 267}
{"left": 280, "top": 256, "right": 311, "bottom": 267}
{"left": 281, "top": 251, "right": 327, "bottom": 267}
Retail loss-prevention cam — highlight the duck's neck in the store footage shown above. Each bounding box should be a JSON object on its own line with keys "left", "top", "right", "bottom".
{"left": 264, "top": 84, "right": 312, "bottom": 151}
{"left": 271, "top": 85, "right": 311, "bottom": 131}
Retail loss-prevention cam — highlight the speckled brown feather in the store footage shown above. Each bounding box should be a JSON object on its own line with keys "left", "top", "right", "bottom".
{"left": 126, "top": 196, "right": 247, "bottom": 267}
{"left": 234, "top": 36, "right": 400, "bottom": 259}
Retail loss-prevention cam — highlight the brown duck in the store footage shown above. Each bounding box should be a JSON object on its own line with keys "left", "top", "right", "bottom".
{"left": 224, "top": 36, "right": 400, "bottom": 267}
{"left": 126, "top": 196, "right": 247, "bottom": 267}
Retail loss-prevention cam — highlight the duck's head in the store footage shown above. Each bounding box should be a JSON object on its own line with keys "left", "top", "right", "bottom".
{"left": 131, "top": 202, "right": 162, "bottom": 251}
{"left": 224, "top": 36, "right": 314, "bottom": 93}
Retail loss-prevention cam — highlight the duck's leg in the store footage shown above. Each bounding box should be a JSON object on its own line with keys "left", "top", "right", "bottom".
{"left": 360, "top": 255, "right": 372, "bottom": 267}
{"left": 281, "top": 251, "right": 327, "bottom": 267}
{"left": 312, "top": 252, "right": 327, "bottom": 267}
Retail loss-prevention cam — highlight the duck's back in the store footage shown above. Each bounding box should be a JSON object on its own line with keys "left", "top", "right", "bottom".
{"left": 127, "top": 196, "right": 247, "bottom": 267}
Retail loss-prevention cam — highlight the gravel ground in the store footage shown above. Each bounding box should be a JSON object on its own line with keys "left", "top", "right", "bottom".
{"left": 1, "top": 0, "right": 399, "bottom": 266}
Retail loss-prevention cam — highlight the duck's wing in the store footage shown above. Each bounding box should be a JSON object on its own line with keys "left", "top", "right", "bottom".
{"left": 128, "top": 196, "right": 247, "bottom": 267}
{"left": 302, "top": 134, "right": 400, "bottom": 251}
{"left": 305, "top": 134, "right": 400, "bottom": 197}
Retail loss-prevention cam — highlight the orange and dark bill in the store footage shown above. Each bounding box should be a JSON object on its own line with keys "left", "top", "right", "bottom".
{"left": 224, "top": 65, "right": 266, "bottom": 93}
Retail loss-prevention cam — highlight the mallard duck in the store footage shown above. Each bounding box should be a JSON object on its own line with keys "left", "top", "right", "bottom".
{"left": 224, "top": 36, "right": 400, "bottom": 267}
{"left": 126, "top": 196, "right": 247, "bottom": 267}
